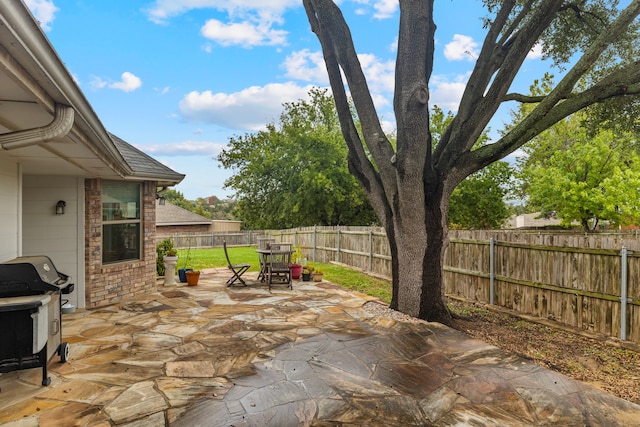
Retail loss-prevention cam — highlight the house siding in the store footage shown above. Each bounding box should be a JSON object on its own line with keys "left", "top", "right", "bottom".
{"left": 22, "top": 175, "right": 84, "bottom": 308}
{"left": 84, "top": 178, "right": 158, "bottom": 307}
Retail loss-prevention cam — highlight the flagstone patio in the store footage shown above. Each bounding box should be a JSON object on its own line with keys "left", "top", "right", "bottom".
{"left": 0, "top": 270, "right": 639, "bottom": 426}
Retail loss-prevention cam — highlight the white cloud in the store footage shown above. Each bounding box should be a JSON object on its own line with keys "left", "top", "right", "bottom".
{"left": 526, "top": 42, "right": 544, "bottom": 60}
{"left": 283, "top": 49, "right": 394, "bottom": 97}
{"left": 24, "top": 0, "right": 58, "bottom": 31}
{"left": 134, "top": 140, "right": 226, "bottom": 156}
{"left": 179, "top": 82, "right": 316, "bottom": 130}
{"left": 357, "top": 53, "right": 395, "bottom": 94}
{"left": 201, "top": 19, "right": 287, "bottom": 47}
{"left": 202, "top": 42, "right": 214, "bottom": 53}
{"left": 109, "top": 72, "right": 143, "bottom": 92}
{"left": 283, "top": 49, "right": 328, "bottom": 84}
{"left": 89, "top": 72, "right": 142, "bottom": 92}
{"left": 429, "top": 73, "right": 471, "bottom": 113}
{"left": 89, "top": 76, "right": 108, "bottom": 91}
{"left": 281, "top": 49, "right": 394, "bottom": 112}
{"left": 144, "top": 0, "right": 300, "bottom": 25}
{"left": 444, "top": 34, "right": 479, "bottom": 61}
{"left": 372, "top": 0, "right": 398, "bottom": 19}
{"left": 349, "top": 0, "right": 397, "bottom": 19}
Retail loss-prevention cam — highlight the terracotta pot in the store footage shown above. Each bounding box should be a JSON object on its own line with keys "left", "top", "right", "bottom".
{"left": 313, "top": 273, "right": 323, "bottom": 282}
{"left": 185, "top": 270, "right": 200, "bottom": 286}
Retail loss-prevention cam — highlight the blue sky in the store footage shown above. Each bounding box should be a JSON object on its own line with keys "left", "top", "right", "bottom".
{"left": 26, "top": 0, "right": 545, "bottom": 200}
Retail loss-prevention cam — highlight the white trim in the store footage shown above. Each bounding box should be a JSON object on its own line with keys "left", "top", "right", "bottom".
{"left": 76, "top": 177, "right": 85, "bottom": 309}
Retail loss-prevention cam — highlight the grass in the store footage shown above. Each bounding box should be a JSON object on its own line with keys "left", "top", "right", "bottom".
{"left": 176, "top": 246, "right": 262, "bottom": 273}
{"left": 175, "top": 246, "right": 392, "bottom": 303}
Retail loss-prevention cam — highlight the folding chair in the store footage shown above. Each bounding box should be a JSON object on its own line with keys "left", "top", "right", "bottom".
{"left": 223, "top": 241, "right": 250, "bottom": 287}
{"left": 257, "top": 238, "right": 275, "bottom": 282}
{"left": 266, "top": 243, "right": 292, "bottom": 290}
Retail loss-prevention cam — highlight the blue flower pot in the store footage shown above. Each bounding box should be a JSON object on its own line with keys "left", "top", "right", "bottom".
{"left": 178, "top": 268, "right": 193, "bottom": 283}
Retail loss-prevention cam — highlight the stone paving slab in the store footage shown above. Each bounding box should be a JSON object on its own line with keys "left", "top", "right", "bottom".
{"left": 0, "top": 271, "right": 639, "bottom": 426}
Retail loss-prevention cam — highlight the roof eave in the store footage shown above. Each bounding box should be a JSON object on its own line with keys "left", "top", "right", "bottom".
{"left": 0, "top": 2, "right": 132, "bottom": 176}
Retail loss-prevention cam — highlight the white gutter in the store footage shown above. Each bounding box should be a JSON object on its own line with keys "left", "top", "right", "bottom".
{"left": 0, "top": 104, "right": 74, "bottom": 150}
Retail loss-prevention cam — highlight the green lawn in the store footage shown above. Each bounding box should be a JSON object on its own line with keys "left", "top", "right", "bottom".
{"left": 175, "top": 246, "right": 392, "bottom": 303}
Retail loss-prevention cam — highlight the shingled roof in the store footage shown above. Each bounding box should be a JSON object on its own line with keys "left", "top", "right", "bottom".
{"left": 110, "top": 133, "right": 185, "bottom": 186}
{"left": 156, "top": 200, "right": 211, "bottom": 226}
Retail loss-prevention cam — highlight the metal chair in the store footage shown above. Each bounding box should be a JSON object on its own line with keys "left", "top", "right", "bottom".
{"left": 223, "top": 241, "right": 250, "bottom": 287}
{"left": 266, "top": 243, "right": 292, "bottom": 290}
{"left": 257, "top": 238, "right": 275, "bottom": 282}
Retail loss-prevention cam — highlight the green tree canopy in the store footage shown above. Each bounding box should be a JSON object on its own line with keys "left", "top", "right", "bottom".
{"left": 161, "top": 189, "right": 236, "bottom": 221}
{"left": 518, "top": 113, "right": 640, "bottom": 231}
{"left": 430, "top": 106, "right": 514, "bottom": 229}
{"left": 449, "top": 162, "right": 514, "bottom": 229}
{"left": 218, "top": 88, "right": 377, "bottom": 229}
{"left": 162, "top": 189, "right": 192, "bottom": 211}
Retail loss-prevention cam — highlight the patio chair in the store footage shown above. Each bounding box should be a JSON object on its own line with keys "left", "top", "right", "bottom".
{"left": 257, "top": 238, "right": 275, "bottom": 282}
{"left": 223, "top": 241, "right": 250, "bottom": 287}
{"left": 266, "top": 243, "right": 292, "bottom": 290}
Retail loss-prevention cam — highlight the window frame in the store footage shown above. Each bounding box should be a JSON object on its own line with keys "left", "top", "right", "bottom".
{"left": 101, "top": 181, "right": 143, "bottom": 264}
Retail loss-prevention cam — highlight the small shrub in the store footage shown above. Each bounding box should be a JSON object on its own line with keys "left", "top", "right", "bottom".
{"left": 156, "top": 238, "right": 175, "bottom": 276}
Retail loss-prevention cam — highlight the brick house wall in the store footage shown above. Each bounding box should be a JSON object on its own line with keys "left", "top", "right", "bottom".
{"left": 84, "top": 179, "right": 158, "bottom": 307}
{"left": 157, "top": 224, "right": 211, "bottom": 235}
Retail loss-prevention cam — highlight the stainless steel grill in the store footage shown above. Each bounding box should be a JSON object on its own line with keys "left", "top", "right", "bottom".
{"left": 0, "top": 256, "right": 74, "bottom": 390}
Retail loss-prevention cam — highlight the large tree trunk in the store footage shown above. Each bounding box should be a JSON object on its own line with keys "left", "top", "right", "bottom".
{"left": 388, "top": 185, "right": 452, "bottom": 324}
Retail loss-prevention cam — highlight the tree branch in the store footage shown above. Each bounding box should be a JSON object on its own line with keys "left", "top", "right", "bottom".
{"left": 558, "top": 2, "right": 608, "bottom": 34}
{"left": 460, "top": 1, "right": 640, "bottom": 178}
{"left": 502, "top": 93, "right": 547, "bottom": 103}
{"left": 437, "top": 0, "right": 564, "bottom": 172}
{"left": 303, "top": 0, "right": 392, "bottom": 220}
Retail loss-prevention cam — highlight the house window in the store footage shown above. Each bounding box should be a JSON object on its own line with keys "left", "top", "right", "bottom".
{"left": 102, "top": 181, "right": 141, "bottom": 264}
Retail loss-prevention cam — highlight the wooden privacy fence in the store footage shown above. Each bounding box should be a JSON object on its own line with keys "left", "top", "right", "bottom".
{"left": 445, "top": 231, "right": 640, "bottom": 344}
{"left": 157, "top": 231, "right": 264, "bottom": 249}
{"left": 266, "top": 227, "right": 640, "bottom": 344}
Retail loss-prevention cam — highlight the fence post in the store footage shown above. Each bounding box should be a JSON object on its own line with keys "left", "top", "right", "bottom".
{"left": 490, "top": 238, "right": 495, "bottom": 305}
{"left": 337, "top": 227, "right": 341, "bottom": 263}
{"left": 369, "top": 230, "right": 373, "bottom": 272}
{"left": 621, "top": 246, "right": 632, "bottom": 341}
{"left": 313, "top": 225, "right": 317, "bottom": 262}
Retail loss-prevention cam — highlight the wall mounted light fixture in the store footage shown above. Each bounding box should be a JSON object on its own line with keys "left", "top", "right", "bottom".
{"left": 156, "top": 193, "right": 166, "bottom": 205}
{"left": 56, "top": 200, "right": 66, "bottom": 215}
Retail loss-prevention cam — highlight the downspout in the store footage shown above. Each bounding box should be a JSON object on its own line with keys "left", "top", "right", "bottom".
{"left": 0, "top": 104, "right": 74, "bottom": 150}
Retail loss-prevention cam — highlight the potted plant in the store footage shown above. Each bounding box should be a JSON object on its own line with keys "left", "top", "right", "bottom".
{"left": 162, "top": 249, "right": 178, "bottom": 286}
{"left": 178, "top": 243, "right": 192, "bottom": 283}
{"left": 156, "top": 238, "right": 176, "bottom": 276}
{"left": 312, "top": 268, "right": 324, "bottom": 282}
{"left": 185, "top": 269, "right": 200, "bottom": 286}
{"left": 290, "top": 245, "right": 305, "bottom": 279}
{"left": 302, "top": 265, "right": 314, "bottom": 281}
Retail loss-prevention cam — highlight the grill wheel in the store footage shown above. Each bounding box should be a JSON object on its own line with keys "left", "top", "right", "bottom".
{"left": 59, "top": 342, "right": 69, "bottom": 363}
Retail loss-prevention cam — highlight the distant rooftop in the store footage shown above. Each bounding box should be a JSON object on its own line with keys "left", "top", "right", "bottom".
{"left": 505, "top": 212, "right": 564, "bottom": 229}
{"left": 156, "top": 200, "right": 211, "bottom": 226}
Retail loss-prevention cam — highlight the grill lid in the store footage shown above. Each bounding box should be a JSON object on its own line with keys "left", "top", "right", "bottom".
{"left": 0, "top": 256, "right": 73, "bottom": 297}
